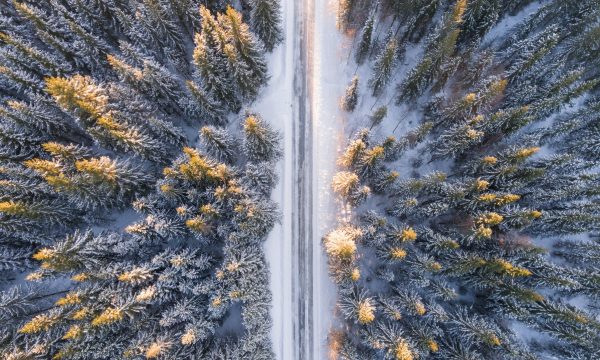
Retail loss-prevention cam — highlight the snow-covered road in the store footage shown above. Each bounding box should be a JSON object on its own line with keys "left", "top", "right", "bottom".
{"left": 258, "top": 0, "right": 350, "bottom": 358}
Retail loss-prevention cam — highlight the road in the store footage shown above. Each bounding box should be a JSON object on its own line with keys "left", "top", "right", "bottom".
{"left": 294, "top": 0, "right": 313, "bottom": 355}
{"left": 297, "top": 0, "right": 347, "bottom": 358}
{"left": 260, "top": 0, "right": 348, "bottom": 358}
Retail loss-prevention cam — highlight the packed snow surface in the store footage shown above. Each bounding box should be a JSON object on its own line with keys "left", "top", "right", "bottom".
{"left": 310, "top": 0, "right": 354, "bottom": 357}
{"left": 256, "top": 0, "right": 294, "bottom": 357}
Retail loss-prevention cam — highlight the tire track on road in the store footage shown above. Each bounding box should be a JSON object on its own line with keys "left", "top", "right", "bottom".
{"left": 293, "top": 0, "right": 314, "bottom": 358}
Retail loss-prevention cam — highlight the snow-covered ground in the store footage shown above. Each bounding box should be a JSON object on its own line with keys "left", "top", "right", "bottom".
{"left": 310, "top": 0, "right": 354, "bottom": 357}
{"left": 253, "top": 0, "right": 295, "bottom": 357}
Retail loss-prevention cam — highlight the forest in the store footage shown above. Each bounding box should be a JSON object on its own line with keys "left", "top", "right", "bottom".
{"left": 1, "top": 0, "right": 600, "bottom": 359}
{"left": 0, "top": 0, "right": 283, "bottom": 359}
{"left": 329, "top": 0, "right": 600, "bottom": 359}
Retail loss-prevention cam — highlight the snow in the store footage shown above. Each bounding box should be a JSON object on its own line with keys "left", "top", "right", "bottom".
{"left": 481, "top": 1, "right": 546, "bottom": 48}
{"left": 256, "top": 1, "right": 561, "bottom": 357}
{"left": 254, "top": 0, "right": 600, "bottom": 357}
{"left": 252, "top": 0, "right": 294, "bottom": 358}
{"left": 311, "top": 0, "right": 352, "bottom": 356}
{"left": 257, "top": 0, "right": 354, "bottom": 356}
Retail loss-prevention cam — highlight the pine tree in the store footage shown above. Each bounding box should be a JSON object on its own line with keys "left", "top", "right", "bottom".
{"left": 429, "top": 117, "right": 485, "bottom": 160}
{"left": 249, "top": 0, "right": 283, "bottom": 52}
{"left": 200, "top": 125, "right": 237, "bottom": 163}
{"left": 45, "top": 75, "right": 168, "bottom": 160}
{"left": 448, "top": 308, "right": 503, "bottom": 347}
{"left": 460, "top": 0, "right": 501, "bottom": 42}
{"left": 342, "top": 76, "right": 359, "bottom": 112}
{"left": 400, "top": 0, "right": 442, "bottom": 44}
{"left": 183, "top": 80, "right": 225, "bottom": 124}
{"left": 398, "top": 0, "right": 467, "bottom": 101}
{"left": 337, "top": 0, "right": 355, "bottom": 32}
{"left": 332, "top": 171, "right": 360, "bottom": 199}
{"left": 339, "top": 288, "right": 376, "bottom": 325}
{"left": 0, "top": 61, "right": 44, "bottom": 94}
{"left": 219, "top": 6, "right": 268, "bottom": 102}
{"left": 193, "top": 6, "right": 239, "bottom": 112}
{"left": 369, "top": 106, "right": 387, "bottom": 129}
{"left": 355, "top": 14, "right": 374, "bottom": 65}
{"left": 134, "top": 0, "right": 185, "bottom": 58}
{"left": 25, "top": 142, "right": 153, "bottom": 209}
{"left": 505, "top": 27, "right": 560, "bottom": 81}
{"left": 242, "top": 113, "right": 282, "bottom": 162}
{"left": 0, "top": 96, "right": 84, "bottom": 143}
{"left": 107, "top": 53, "right": 184, "bottom": 114}
{"left": 10, "top": 2, "right": 77, "bottom": 68}
{"left": 369, "top": 36, "right": 398, "bottom": 96}
{"left": 243, "top": 162, "right": 278, "bottom": 196}
{"left": 45, "top": 75, "right": 108, "bottom": 128}
{"left": 0, "top": 198, "right": 75, "bottom": 227}
{"left": 0, "top": 31, "right": 67, "bottom": 75}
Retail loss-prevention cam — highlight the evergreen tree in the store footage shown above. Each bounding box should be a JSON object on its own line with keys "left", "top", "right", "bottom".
{"left": 184, "top": 80, "right": 226, "bottom": 124}
{"left": 242, "top": 113, "right": 282, "bottom": 162}
{"left": 355, "top": 13, "right": 374, "bottom": 65}
{"left": 107, "top": 53, "right": 184, "bottom": 114}
{"left": 218, "top": 6, "right": 268, "bottom": 101}
{"left": 369, "top": 106, "right": 387, "bottom": 129}
{"left": 45, "top": 75, "right": 169, "bottom": 160}
{"left": 400, "top": 0, "right": 442, "bottom": 44}
{"left": 460, "top": 0, "right": 502, "bottom": 42}
{"left": 0, "top": 31, "right": 68, "bottom": 76}
{"left": 369, "top": 36, "right": 398, "bottom": 96}
{"left": 342, "top": 75, "right": 359, "bottom": 112}
{"left": 200, "top": 125, "right": 237, "bottom": 163}
{"left": 194, "top": 6, "right": 239, "bottom": 112}
{"left": 249, "top": 0, "right": 283, "bottom": 52}
{"left": 25, "top": 142, "right": 154, "bottom": 210}
{"left": 339, "top": 289, "right": 376, "bottom": 325}
{"left": 398, "top": 0, "right": 468, "bottom": 101}
{"left": 337, "top": 0, "right": 355, "bottom": 32}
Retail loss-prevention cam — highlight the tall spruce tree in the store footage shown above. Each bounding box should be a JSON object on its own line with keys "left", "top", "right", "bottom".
{"left": 249, "top": 0, "right": 283, "bottom": 52}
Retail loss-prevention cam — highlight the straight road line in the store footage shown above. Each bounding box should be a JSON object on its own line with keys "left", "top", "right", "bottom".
{"left": 293, "top": 0, "right": 314, "bottom": 358}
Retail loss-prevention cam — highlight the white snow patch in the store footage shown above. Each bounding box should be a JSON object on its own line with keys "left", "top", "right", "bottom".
{"left": 252, "top": 0, "right": 294, "bottom": 358}
{"left": 482, "top": 1, "right": 546, "bottom": 47}
{"left": 311, "top": 0, "right": 355, "bottom": 356}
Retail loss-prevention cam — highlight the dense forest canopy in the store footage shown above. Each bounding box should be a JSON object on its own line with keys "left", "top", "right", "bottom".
{"left": 0, "top": 0, "right": 283, "bottom": 359}
{"left": 330, "top": 0, "right": 600, "bottom": 359}
{"left": 1, "top": 0, "right": 600, "bottom": 359}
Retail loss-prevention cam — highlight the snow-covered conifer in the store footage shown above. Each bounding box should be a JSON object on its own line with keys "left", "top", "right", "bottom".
{"left": 369, "top": 35, "right": 398, "bottom": 96}
{"left": 355, "top": 13, "right": 374, "bottom": 64}
{"left": 342, "top": 75, "right": 359, "bottom": 112}
{"left": 369, "top": 106, "right": 387, "bottom": 129}
{"left": 219, "top": 6, "right": 268, "bottom": 101}
{"left": 242, "top": 113, "right": 282, "bottom": 162}
{"left": 249, "top": 0, "right": 283, "bottom": 51}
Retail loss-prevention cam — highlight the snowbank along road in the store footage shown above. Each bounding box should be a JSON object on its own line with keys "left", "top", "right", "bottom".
{"left": 310, "top": 0, "right": 353, "bottom": 358}
{"left": 255, "top": 0, "right": 295, "bottom": 358}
